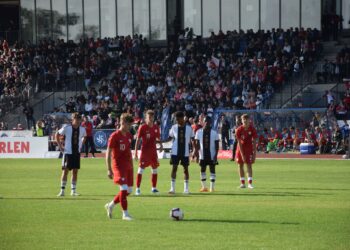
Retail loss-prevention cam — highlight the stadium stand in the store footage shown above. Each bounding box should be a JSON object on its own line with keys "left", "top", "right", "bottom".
{"left": 0, "top": 27, "right": 349, "bottom": 155}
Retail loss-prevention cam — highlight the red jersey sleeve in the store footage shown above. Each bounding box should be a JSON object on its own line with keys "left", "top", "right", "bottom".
{"left": 236, "top": 126, "right": 242, "bottom": 139}
{"left": 108, "top": 132, "right": 118, "bottom": 148}
{"left": 137, "top": 125, "right": 144, "bottom": 138}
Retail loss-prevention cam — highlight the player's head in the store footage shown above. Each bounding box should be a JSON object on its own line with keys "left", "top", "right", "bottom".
{"left": 83, "top": 115, "right": 89, "bottom": 122}
{"left": 120, "top": 113, "right": 134, "bottom": 131}
{"left": 145, "top": 110, "right": 155, "bottom": 124}
{"left": 203, "top": 116, "right": 212, "bottom": 129}
{"left": 71, "top": 112, "right": 82, "bottom": 126}
{"left": 241, "top": 114, "right": 250, "bottom": 127}
{"left": 175, "top": 111, "right": 185, "bottom": 126}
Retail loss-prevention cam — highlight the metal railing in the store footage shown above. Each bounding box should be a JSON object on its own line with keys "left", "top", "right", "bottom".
{"left": 268, "top": 63, "right": 317, "bottom": 108}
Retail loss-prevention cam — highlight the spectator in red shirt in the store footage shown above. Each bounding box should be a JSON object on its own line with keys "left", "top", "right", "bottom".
{"left": 81, "top": 116, "right": 96, "bottom": 158}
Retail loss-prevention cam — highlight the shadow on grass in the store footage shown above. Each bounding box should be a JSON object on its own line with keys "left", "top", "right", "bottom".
{"left": 189, "top": 192, "right": 309, "bottom": 197}
{"left": 182, "top": 218, "right": 300, "bottom": 225}
{"left": 271, "top": 187, "right": 350, "bottom": 192}
{"left": 3, "top": 197, "right": 107, "bottom": 201}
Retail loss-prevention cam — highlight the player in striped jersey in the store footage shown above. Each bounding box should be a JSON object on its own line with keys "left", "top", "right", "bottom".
{"left": 194, "top": 116, "right": 219, "bottom": 192}
{"left": 56, "top": 113, "right": 86, "bottom": 197}
{"left": 164, "top": 111, "right": 195, "bottom": 194}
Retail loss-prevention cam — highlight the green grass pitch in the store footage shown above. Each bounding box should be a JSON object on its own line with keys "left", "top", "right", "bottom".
{"left": 0, "top": 158, "right": 349, "bottom": 250}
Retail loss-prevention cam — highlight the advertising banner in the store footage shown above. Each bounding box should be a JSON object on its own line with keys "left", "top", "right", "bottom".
{"left": 0, "top": 137, "right": 48, "bottom": 158}
{"left": 93, "top": 129, "right": 115, "bottom": 150}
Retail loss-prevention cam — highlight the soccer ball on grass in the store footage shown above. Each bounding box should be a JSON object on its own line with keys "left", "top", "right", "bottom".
{"left": 170, "top": 208, "right": 184, "bottom": 221}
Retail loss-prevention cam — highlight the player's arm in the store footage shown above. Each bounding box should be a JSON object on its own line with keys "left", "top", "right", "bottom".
{"left": 190, "top": 127, "right": 195, "bottom": 153}
{"left": 55, "top": 125, "right": 66, "bottom": 151}
{"left": 252, "top": 138, "right": 257, "bottom": 163}
{"left": 193, "top": 131, "right": 200, "bottom": 161}
{"left": 193, "top": 139, "right": 200, "bottom": 162}
{"left": 214, "top": 139, "right": 219, "bottom": 163}
{"left": 156, "top": 138, "right": 163, "bottom": 153}
{"left": 237, "top": 137, "right": 246, "bottom": 163}
{"left": 55, "top": 131, "right": 63, "bottom": 151}
{"left": 80, "top": 128, "right": 87, "bottom": 151}
{"left": 134, "top": 126, "right": 143, "bottom": 160}
{"left": 252, "top": 128, "right": 258, "bottom": 163}
{"left": 134, "top": 136, "right": 141, "bottom": 160}
{"left": 236, "top": 128, "right": 246, "bottom": 162}
{"left": 105, "top": 146, "right": 113, "bottom": 179}
{"left": 129, "top": 151, "right": 134, "bottom": 169}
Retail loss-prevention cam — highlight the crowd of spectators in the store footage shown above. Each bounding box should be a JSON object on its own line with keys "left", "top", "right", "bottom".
{"left": 42, "top": 27, "right": 322, "bottom": 128}
{"left": 1, "top": 27, "right": 325, "bottom": 136}
{"left": 0, "top": 37, "right": 111, "bottom": 117}
{"left": 256, "top": 113, "right": 349, "bottom": 155}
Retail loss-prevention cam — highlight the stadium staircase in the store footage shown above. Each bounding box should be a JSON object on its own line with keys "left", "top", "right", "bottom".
{"left": 3, "top": 90, "right": 80, "bottom": 129}
{"left": 269, "top": 33, "right": 350, "bottom": 109}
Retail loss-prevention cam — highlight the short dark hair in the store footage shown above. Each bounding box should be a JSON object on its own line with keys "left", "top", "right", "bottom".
{"left": 204, "top": 116, "right": 212, "bottom": 123}
{"left": 175, "top": 111, "right": 184, "bottom": 119}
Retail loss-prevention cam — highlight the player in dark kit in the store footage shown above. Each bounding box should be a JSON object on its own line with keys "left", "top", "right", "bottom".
{"left": 235, "top": 114, "right": 258, "bottom": 189}
{"left": 56, "top": 112, "right": 87, "bottom": 196}
{"left": 104, "top": 113, "right": 134, "bottom": 221}
{"left": 164, "top": 111, "right": 195, "bottom": 194}
{"left": 194, "top": 116, "right": 219, "bottom": 192}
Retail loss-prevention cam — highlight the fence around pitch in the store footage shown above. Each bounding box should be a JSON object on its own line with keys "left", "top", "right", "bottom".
{"left": 213, "top": 108, "right": 336, "bottom": 133}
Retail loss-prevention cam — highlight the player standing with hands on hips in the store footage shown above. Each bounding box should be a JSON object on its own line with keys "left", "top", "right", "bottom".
{"left": 194, "top": 116, "right": 219, "bottom": 192}
{"left": 235, "top": 114, "right": 258, "bottom": 189}
{"left": 134, "top": 110, "right": 163, "bottom": 195}
{"left": 104, "top": 113, "right": 134, "bottom": 220}
{"left": 56, "top": 112, "right": 87, "bottom": 196}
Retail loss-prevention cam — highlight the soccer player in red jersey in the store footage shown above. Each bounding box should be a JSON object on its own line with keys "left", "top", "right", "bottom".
{"left": 134, "top": 110, "right": 163, "bottom": 195}
{"left": 104, "top": 113, "right": 134, "bottom": 221}
{"left": 235, "top": 114, "right": 258, "bottom": 189}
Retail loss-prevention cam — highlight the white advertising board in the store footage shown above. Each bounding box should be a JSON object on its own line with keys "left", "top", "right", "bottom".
{"left": 0, "top": 137, "right": 48, "bottom": 158}
{"left": 0, "top": 130, "right": 33, "bottom": 137}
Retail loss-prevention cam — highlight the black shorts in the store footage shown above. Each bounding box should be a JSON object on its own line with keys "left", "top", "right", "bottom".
{"left": 170, "top": 155, "right": 189, "bottom": 166}
{"left": 199, "top": 159, "right": 216, "bottom": 167}
{"left": 62, "top": 153, "right": 81, "bottom": 170}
